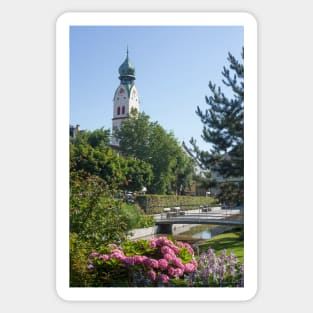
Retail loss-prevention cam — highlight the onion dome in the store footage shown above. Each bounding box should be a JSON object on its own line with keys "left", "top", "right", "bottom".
{"left": 118, "top": 48, "right": 136, "bottom": 80}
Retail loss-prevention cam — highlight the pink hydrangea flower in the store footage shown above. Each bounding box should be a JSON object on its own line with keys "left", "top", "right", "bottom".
{"left": 110, "top": 249, "right": 125, "bottom": 260}
{"left": 183, "top": 243, "right": 195, "bottom": 256}
{"left": 133, "top": 255, "right": 148, "bottom": 264}
{"left": 184, "top": 262, "right": 196, "bottom": 273}
{"left": 161, "top": 245, "right": 174, "bottom": 255}
{"left": 168, "top": 266, "right": 184, "bottom": 278}
{"left": 89, "top": 252, "right": 99, "bottom": 259}
{"left": 169, "top": 245, "right": 180, "bottom": 254}
{"left": 143, "top": 258, "right": 159, "bottom": 268}
{"left": 176, "top": 241, "right": 185, "bottom": 248}
{"left": 98, "top": 254, "right": 109, "bottom": 262}
{"left": 155, "top": 237, "right": 170, "bottom": 246}
{"left": 191, "top": 259, "right": 198, "bottom": 267}
{"left": 174, "top": 268, "right": 184, "bottom": 277}
{"left": 147, "top": 269, "right": 157, "bottom": 281}
{"left": 158, "top": 258, "right": 169, "bottom": 270}
{"left": 167, "top": 266, "right": 175, "bottom": 276}
{"left": 172, "top": 257, "right": 184, "bottom": 270}
{"left": 150, "top": 258, "right": 159, "bottom": 268}
{"left": 148, "top": 240, "right": 157, "bottom": 248}
{"left": 163, "top": 253, "right": 173, "bottom": 262}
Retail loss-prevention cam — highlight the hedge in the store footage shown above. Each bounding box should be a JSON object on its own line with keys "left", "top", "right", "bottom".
{"left": 136, "top": 195, "right": 218, "bottom": 214}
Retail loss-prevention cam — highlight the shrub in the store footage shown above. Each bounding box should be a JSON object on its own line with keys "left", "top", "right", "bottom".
{"left": 120, "top": 203, "right": 155, "bottom": 229}
{"left": 86, "top": 237, "right": 197, "bottom": 287}
{"left": 136, "top": 194, "right": 218, "bottom": 213}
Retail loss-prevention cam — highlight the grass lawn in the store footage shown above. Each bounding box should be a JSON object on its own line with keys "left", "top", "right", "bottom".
{"left": 197, "top": 228, "right": 244, "bottom": 264}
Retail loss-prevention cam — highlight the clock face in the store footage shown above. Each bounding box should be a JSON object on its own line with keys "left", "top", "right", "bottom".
{"left": 132, "top": 89, "right": 136, "bottom": 96}
{"left": 119, "top": 88, "right": 125, "bottom": 94}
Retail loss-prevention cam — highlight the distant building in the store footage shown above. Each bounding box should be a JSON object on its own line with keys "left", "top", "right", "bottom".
{"left": 69, "top": 124, "right": 80, "bottom": 139}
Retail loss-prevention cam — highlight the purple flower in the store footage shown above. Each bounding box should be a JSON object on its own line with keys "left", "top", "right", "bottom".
{"left": 143, "top": 258, "right": 159, "bottom": 268}
{"left": 229, "top": 265, "right": 236, "bottom": 277}
{"left": 158, "top": 274, "right": 170, "bottom": 283}
{"left": 86, "top": 263, "right": 94, "bottom": 270}
{"left": 123, "top": 256, "right": 135, "bottom": 266}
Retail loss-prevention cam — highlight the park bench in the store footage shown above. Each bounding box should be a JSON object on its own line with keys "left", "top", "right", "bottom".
{"left": 200, "top": 205, "right": 212, "bottom": 213}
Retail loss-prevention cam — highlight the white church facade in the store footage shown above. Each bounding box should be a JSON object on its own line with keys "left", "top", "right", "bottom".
{"left": 111, "top": 49, "right": 139, "bottom": 146}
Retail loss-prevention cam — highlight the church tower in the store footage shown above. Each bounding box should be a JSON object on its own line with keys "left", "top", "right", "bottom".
{"left": 111, "top": 49, "right": 139, "bottom": 146}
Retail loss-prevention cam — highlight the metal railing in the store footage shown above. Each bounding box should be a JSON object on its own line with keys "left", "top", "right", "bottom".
{"left": 155, "top": 206, "right": 243, "bottom": 225}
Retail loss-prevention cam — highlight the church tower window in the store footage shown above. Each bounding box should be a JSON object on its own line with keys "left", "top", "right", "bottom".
{"left": 122, "top": 106, "right": 125, "bottom": 114}
{"left": 117, "top": 107, "right": 121, "bottom": 115}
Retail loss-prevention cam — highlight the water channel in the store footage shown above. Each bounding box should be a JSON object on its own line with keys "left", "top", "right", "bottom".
{"left": 134, "top": 223, "right": 234, "bottom": 244}
{"left": 168, "top": 224, "right": 233, "bottom": 242}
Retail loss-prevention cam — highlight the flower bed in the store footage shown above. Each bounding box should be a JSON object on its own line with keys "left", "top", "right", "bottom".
{"left": 86, "top": 237, "right": 243, "bottom": 287}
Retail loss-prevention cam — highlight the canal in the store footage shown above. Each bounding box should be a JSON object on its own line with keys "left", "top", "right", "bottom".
{"left": 130, "top": 223, "right": 234, "bottom": 244}
{"left": 166, "top": 224, "right": 234, "bottom": 242}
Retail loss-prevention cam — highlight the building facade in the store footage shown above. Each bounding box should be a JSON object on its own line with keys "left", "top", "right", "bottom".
{"left": 111, "top": 49, "right": 139, "bottom": 146}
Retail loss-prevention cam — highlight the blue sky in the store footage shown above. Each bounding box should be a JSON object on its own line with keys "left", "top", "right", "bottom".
{"left": 70, "top": 26, "right": 243, "bottom": 151}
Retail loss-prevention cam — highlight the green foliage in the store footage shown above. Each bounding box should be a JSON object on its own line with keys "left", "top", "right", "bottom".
{"left": 198, "top": 229, "right": 244, "bottom": 264}
{"left": 122, "top": 157, "right": 153, "bottom": 191}
{"left": 70, "top": 142, "right": 125, "bottom": 189}
{"left": 71, "top": 127, "right": 111, "bottom": 147}
{"left": 70, "top": 233, "right": 96, "bottom": 287}
{"left": 70, "top": 172, "right": 129, "bottom": 247}
{"left": 190, "top": 47, "right": 244, "bottom": 204}
{"left": 119, "top": 203, "right": 155, "bottom": 229}
{"left": 136, "top": 194, "right": 218, "bottom": 213}
{"left": 70, "top": 128, "right": 153, "bottom": 192}
{"left": 114, "top": 111, "right": 195, "bottom": 194}
{"left": 69, "top": 171, "right": 155, "bottom": 286}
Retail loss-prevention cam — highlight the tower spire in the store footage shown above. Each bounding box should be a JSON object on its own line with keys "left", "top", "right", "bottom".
{"left": 112, "top": 50, "right": 139, "bottom": 147}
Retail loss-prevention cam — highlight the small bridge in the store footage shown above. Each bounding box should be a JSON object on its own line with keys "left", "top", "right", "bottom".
{"left": 155, "top": 207, "right": 243, "bottom": 234}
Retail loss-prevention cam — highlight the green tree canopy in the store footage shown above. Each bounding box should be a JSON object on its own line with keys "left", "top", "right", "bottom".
{"left": 114, "top": 111, "right": 195, "bottom": 194}
{"left": 70, "top": 128, "right": 153, "bottom": 192}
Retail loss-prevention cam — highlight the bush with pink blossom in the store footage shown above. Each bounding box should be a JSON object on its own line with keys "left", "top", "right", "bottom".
{"left": 86, "top": 237, "right": 197, "bottom": 287}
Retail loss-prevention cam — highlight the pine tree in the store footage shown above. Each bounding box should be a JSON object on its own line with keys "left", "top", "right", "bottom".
{"left": 190, "top": 47, "right": 244, "bottom": 204}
